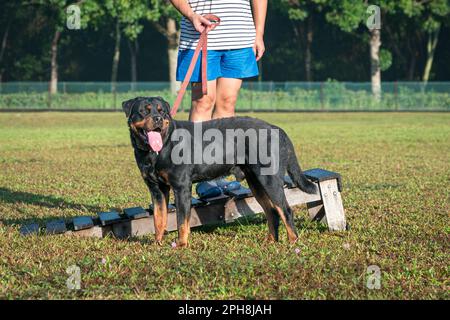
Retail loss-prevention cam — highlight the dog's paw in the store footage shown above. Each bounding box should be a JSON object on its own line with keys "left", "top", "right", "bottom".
{"left": 175, "top": 240, "right": 189, "bottom": 248}
{"left": 288, "top": 236, "right": 299, "bottom": 245}
{"left": 264, "top": 234, "right": 278, "bottom": 243}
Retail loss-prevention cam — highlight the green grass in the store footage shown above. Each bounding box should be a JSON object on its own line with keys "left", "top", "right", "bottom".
{"left": 0, "top": 112, "right": 448, "bottom": 299}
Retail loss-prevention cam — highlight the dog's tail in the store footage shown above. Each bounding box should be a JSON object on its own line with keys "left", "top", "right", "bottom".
{"left": 286, "top": 140, "right": 317, "bottom": 195}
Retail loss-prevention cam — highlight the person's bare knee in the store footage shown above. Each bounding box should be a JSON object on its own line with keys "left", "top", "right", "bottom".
{"left": 213, "top": 78, "right": 242, "bottom": 119}
{"left": 215, "top": 94, "right": 237, "bottom": 116}
{"left": 190, "top": 95, "right": 215, "bottom": 121}
{"left": 193, "top": 94, "right": 215, "bottom": 113}
{"left": 190, "top": 81, "right": 216, "bottom": 121}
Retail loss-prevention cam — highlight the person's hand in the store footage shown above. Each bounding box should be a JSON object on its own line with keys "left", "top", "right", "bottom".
{"left": 189, "top": 13, "right": 216, "bottom": 33}
{"left": 253, "top": 35, "right": 265, "bottom": 61}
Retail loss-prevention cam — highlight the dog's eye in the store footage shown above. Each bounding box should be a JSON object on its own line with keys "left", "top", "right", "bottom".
{"left": 157, "top": 105, "right": 162, "bottom": 112}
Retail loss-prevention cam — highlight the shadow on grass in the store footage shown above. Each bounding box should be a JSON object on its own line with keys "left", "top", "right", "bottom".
{"left": 0, "top": 187, "right": 103, "bottom": 225}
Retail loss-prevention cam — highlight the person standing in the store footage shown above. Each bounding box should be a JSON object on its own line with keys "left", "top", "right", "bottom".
{"left": 170, "top": 0, "right": 267, "bottom": 197}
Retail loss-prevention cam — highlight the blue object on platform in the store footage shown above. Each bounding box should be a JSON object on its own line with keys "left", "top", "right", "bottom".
{"left": 225, "top": 187, "right": 252, "bottom": 200}
{"left": 216, "top": 179, "right": 241, "bottom": 192}
{"left": 196, "top": 181, "right": 223, "bottom": 199}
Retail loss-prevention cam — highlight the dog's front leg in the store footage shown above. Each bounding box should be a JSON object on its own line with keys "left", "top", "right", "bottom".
{"left": 173, "top": 184, "right": 192, "bottom": 248}
{"left": 147, "top": 183, "right": 168, "bottom": 245}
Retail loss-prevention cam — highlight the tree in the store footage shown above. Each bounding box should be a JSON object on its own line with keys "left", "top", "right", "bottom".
{"left": 99, "top": 1, "right": 148, "bottom": 92}
{"left": 30, "top": 0, "right": 99, "bottom": 93}
{"left": 378, "top": 1, "right": 449, "bottom": 82}
{"left": 147, "top": 0, "right": 181, "bottom": 94}
{"left": 0, "top": 2, "right": 14, "bottom": 82}
{"left": 31, "top": 0, "right": 69, "bottom": 94}
{"left": 320, "top": 0, "right": 394, "bottom": 98}
{"left": 276, "top": 1, "right": 325, "bottom": 82}
{"left": 411, "top": 0, "right": 449, "bottom": 82}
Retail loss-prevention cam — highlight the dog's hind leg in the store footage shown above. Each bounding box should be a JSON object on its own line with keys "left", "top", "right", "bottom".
{"left": 250, "top": 172, "right": 299, "bottom": 244}
{"left": 268, "top": 186, "right": 299, "bottom": 243}
{"left": 244, "top": 170, "right": 280, "bottom": 242}
{"left": 273, "top": 197, "right": 298, "bottom": 244}
{"left": 173, "top": 184, "right": 192, "bottom": 248}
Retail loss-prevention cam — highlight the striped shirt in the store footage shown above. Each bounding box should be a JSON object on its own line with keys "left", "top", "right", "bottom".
{"left": 179, "top": 0, "right": 256, "bottom": 50}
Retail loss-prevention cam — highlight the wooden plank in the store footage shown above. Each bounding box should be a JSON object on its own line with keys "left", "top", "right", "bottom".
{"left": 318, "top": 179, "right": 346, "bottom": 231}
{"left": 189, "top": 202, "right": 226, "bottom": 228}
{"left": 224, "top": 182, "right": 321, "bottom": 222}
{"left": 68, "top": 225, "right": 112, "bottom": 238}
{"left": 307, "top": 200, "right": 326, "bottom": 223}
{"left": 58, "top": 173, "right": 346, "bottom": 238}
{"left": 112, "top": 217, "right": 154, "bottom": 238}
{"left": 164, "top": 201, "right": 227, "bottom": 232}
{"left": 155, "top": 182, "right": 324, "bottom": 233}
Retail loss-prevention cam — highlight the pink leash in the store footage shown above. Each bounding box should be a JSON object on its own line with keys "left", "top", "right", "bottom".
{"left": 170, "top": 14, "right": 221, "bottom": 117}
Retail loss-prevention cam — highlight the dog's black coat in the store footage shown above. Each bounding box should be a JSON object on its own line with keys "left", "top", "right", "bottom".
{"left": 123, "top": 97, "right": 317, "bottom": 246}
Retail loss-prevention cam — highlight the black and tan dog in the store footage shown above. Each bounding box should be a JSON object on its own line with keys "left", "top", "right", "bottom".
{"left": 123, "top": 96, "right": 317, "bottom": 247}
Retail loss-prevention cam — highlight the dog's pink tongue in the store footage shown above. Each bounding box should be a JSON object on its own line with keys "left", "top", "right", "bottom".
{"left": 147, "top": 131, "right": 163, "bottom": 152}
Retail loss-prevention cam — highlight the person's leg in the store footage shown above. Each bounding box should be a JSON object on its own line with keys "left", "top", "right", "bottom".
{"left": 192, "top": 78, "right": 243, "bottom": 198}
{"left": 189, "top": 79, "right": 217, "bottom": 122}
{"left": 212, "top": 77, "right": 242, "bottom": 119}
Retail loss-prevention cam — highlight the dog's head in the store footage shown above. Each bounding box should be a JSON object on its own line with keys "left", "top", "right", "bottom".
{"left": 122, "top": 96, "right": 172, "bottom": 152}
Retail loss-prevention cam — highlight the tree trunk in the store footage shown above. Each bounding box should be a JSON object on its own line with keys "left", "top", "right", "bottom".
{"left": 111, "top": 20, "right": 121, "bottom": 94}
{"left": 49, "top": 29, "right": 61, "bottom": 95}
{"left": 128, "top": 39, "right": 138, "bottom": 90}
{"left": 422, "top": 24, "right": 440, "bottom": 83}
{"left": 0, "top": 19, "right": 11, "bottom": 82}
{"left": 305, "top": 16, "right": 313, "bottom": 82}
{"left": 166, "top": 18, "right": 180, "bottom": 95}
{"left": 370, "top": 29, "right": 381, "bottom": 100}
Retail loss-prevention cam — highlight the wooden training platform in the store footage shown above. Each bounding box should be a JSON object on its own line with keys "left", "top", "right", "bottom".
{"left": 20, "top": 168, "right": 346, "bottom": 238}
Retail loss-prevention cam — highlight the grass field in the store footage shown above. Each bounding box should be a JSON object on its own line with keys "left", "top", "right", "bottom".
{"left": 0, "top": 112, "right": 448, "bottom": 299}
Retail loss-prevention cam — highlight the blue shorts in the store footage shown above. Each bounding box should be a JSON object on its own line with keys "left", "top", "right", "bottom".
{"left": 176, "top": 47, "right": 259, "bottom": 82}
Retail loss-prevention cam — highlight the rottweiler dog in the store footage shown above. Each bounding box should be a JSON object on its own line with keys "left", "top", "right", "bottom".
{"left": 123, "top": 96, "right": 317, "bottom": 247}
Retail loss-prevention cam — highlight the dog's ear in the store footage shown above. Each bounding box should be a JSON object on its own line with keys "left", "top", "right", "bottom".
{"left": 122, "top": 98, "right": 137, "bottom": 118}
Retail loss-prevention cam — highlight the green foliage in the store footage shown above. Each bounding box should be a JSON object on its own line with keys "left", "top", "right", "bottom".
{"left": 396, "top": 0, "right": 449, "bottom": 31}
{"left": 147, "top": 0, "right": 180, "bottom": 21}
{"left": 0, "top": 0, "right": 449, "bottom": 81}
{"left": 32, "top": 0, "right": 70, "bottom": 32}
{"left": 380, "top": 49, "right": 393, "bottom": 72}
{"left": 323, "top": 0, "right": 366, "bottom": 32}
